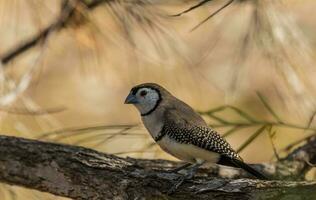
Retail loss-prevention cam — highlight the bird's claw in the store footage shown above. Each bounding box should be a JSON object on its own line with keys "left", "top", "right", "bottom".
{"left": 167, "top": 162, "right": 204, "bottom": 194}
{"left": 168, "top": 163, "right": 191, "bottom": 174}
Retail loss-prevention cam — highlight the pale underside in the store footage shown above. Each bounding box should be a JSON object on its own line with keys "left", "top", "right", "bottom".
{"left": 141, "top": 103, "right": 223, "bottom": 165}
{"left": 158, "top": 135, "right": 220, "bottom": 164}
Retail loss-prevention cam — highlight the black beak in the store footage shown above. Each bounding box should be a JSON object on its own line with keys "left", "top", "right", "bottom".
{"left": 124, "top": 93, "right": 139, "bottom": 104}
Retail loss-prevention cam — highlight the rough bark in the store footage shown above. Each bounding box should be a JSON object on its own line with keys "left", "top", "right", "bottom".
{"left": 0, "top": 135, "right": 315, "bottom": 200}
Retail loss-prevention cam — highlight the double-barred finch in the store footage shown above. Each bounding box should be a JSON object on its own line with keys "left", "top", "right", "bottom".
{"left": 125, "top": 83, "right": 267, "bottom": 190}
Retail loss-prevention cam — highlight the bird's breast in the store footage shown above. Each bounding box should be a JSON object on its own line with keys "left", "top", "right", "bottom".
{"left": 142, "top": 114, "right": 164, "bottom": 140}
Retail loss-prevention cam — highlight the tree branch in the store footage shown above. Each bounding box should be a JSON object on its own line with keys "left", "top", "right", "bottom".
{"left": 0, "top": 135, "right": 315, "bottom": 199}
{"left": 0, "top": 0, "right": 111, "bottom": 65}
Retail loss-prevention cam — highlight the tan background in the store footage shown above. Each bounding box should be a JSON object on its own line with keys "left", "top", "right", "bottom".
{"left": 0, "top": 0, "right": 316, "bottom": 199}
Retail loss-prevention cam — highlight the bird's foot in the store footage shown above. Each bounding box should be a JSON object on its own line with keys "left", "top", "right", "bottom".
{"left": 168, "top": 163, "right": 191, "bottom": 173}
{"left": 167, "top": 162, "right": 204, "bottom": 194}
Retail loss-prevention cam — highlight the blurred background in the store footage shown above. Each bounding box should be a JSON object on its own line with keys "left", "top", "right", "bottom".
{"left": 0, "top": 0, "right": 316, "bottom": 199}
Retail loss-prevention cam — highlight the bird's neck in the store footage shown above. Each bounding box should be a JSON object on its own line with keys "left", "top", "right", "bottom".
{"left": 141, "top": 109, "right": 164, "bottom": 139}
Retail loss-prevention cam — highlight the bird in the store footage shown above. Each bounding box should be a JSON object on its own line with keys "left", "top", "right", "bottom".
{"left": 124, "top": 83, "right": 267, "bottom": 193}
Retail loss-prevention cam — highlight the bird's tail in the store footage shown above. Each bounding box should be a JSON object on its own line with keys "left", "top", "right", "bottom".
{"left": 232, "top": 159, "right": 268, "bottom": 180}
{"left": 218, "top": 156, "right": 268, "bottom": 180}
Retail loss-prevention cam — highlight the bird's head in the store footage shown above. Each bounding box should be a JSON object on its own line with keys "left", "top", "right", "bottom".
{"left": 125, "top": 83, "right": 167, "bottom": 116}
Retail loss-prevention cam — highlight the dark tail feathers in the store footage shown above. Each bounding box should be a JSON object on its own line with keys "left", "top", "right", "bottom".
{"left": 218, "top": 156, "right": 268, "bottom": 180}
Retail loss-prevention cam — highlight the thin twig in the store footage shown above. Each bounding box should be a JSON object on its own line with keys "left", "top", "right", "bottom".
{"left": 267, "top": 126, "right": 280, "bottom": 161}
{"left": 191, "top": 0, "right": 235, "bottom": 31}
{"left": 222, "top": 125, "right": 243, "bottom": 137}
{"left": 0, "top": 0, "right": 111, "bottom": 65}
{"left": 307, "top": 110, "right": 316, "bottom": 129}
{"left": 279, "top": 133, "right": 316, "bottom": 153}
{"left": 37, "top": 124, "right": 138, "bottom": 140}
{"left": 200, "top": 105, "right": 259, "bottom": 123}
{"left": 236, "top": 125, "right": 266, "bottom": 153}
{"left": 210, "top": 121, "right": 316, "bottom": 131}
{"left": 172, "top": 0, "right": 213, "bottom": 17}
{"left": 256, "top": 92, "right": 283, "bottom": 123}
{"left": 0, "top": 106, "right": 66, "bottom": 115}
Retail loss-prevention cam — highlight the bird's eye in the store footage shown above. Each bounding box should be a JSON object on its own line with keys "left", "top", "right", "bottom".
{"left": 140, "top": 90, "right": 147, "bottom": 97}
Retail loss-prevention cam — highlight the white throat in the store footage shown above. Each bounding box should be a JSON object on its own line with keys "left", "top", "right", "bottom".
{"left": 134, "top": 102, "right": 157, "bottom": 116}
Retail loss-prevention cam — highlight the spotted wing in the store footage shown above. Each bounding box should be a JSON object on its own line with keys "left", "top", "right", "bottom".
{"left": 162, "top": 109, "right": 241, "bottom": 160}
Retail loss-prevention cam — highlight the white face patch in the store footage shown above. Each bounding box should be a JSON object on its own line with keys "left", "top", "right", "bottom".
{"left": 134, "top": 87, "right": 160, "bottom": 115}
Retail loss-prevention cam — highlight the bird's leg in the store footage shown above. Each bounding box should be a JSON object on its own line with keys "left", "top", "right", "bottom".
{"left": 168, "top": 161, "right": 205, "bottom": 194}
{"left": 169, "top": 163, "right": 191, "bottom": 173}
